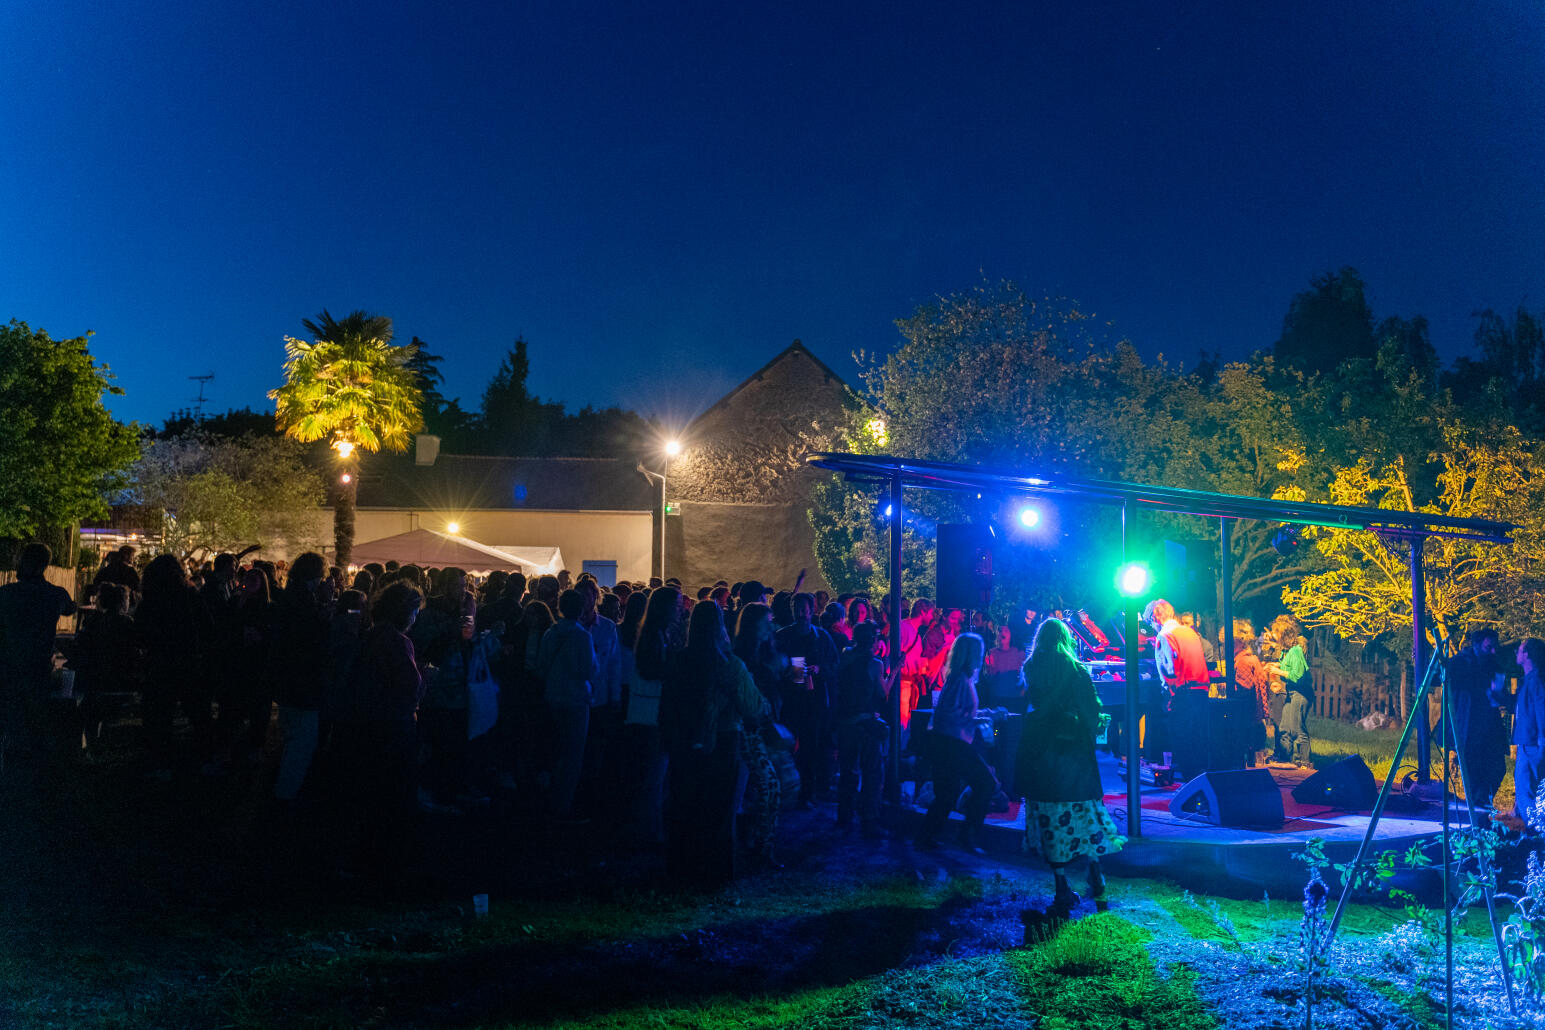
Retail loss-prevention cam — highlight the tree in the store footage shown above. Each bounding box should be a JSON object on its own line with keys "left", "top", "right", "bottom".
{"left": 0, "top": 321, "right": 141, "bottom": 546}
{"left": 479, "top": 338, "right": 564, "bottom": 455}
{"left": 1273, "top": 267, "right": 1378, "bottom": 376}
{"left": 130, "top": 433, "right": 327, "bottom": 562}
{"left": 1279, "top": 423, "right": 1545, "bottom": 649}
{"left": 269, "top": 309, "right": 423, "bottom": 566}
{"left": 159, "top": 406, "right": 282, "bottom": 439}
{"left": 1442, "top": 306, "right": 1545, "bottom": 435}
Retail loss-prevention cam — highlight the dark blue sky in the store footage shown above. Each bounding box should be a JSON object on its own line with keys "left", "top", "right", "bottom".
{"left": 5, "top": 1, "right": 1542, "bottom": 430}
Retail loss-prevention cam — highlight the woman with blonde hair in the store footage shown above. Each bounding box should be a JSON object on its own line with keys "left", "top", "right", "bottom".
{"left": 916, "top": 632, "right": 999, "bottom": 854}
{"left": 1014, "top": 617, "right": 1125, "bottom": 913}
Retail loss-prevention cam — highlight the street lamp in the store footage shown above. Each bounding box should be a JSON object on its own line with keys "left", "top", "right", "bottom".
{"left": 637, "top": 438, "right": 681, "bottom": 582}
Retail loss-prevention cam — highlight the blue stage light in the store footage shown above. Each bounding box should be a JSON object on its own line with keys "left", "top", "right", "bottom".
{"left": 1018, "top": 505, "right": 1041, "bottom": 529}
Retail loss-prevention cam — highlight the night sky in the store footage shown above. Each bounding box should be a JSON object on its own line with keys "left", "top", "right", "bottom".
{"left": 5, "top": 1, "right": 1542, "bottom": 430}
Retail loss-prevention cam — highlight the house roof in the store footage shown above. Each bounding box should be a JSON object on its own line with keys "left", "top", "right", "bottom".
{"left": 356, "top": 454, "right": 656, "bottom": 512}
{"left": 686, "top": 339, "right": 854, "bottom": 431}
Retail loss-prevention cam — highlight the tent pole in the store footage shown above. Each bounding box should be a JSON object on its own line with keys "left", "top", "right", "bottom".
{"left": 887, "top": 473, "right": 903, "bottom": 806}
{"left": 1124, "top": 499, "right": 1141, "bottom": 837}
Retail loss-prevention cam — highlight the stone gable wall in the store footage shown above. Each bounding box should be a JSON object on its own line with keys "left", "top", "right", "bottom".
{"left": 668, "top": 348, "right": 849, "bottom": 505}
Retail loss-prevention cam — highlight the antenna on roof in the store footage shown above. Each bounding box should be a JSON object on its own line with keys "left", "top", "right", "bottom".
{"left": 189, "top": 373, "right": 214, "bottom": 420}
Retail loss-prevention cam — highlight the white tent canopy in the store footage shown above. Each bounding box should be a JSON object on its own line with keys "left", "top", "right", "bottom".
{"left": 349, "top": 529, "right": 542, "bottom": 573}
{"left": 492, "top": 545, "right": 563, "bottom": 576}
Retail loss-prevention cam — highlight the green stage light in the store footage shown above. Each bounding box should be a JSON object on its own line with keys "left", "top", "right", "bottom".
{"left": 1115, "top": 562, "right": 1151, "bottom": 598}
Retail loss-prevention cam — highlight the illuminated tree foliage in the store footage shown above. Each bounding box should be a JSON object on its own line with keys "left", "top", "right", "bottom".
{"left": 1280, "top": 425, "right": 1545, "bottom": 645}
{"left": 130, "top": 433, "right": 326, "bottom": 562}
{"left": 269, "top": 310, "right": 424, "bottom": 566}
{"left": 0, "top": 321, "right": 141, "bottom": 543}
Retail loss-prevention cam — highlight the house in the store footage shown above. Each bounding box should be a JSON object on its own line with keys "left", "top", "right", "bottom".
{"left": 348, "top": 339, "right": 855, "bottom": 590}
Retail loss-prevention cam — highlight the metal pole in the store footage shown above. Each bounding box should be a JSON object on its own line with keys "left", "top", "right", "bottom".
{"left": 659, "top": 463, "right": 668, "bottom": 582}
{"left": 887, "top": 474, "right": 903, "bottom": 805}
{"left": 1220, "top": 517, "right": 1235, "bottom": 712}
{"left": 1415, "top": 538, "right": 1430, "bottom": 783}
{"left": 1124, "top": 499, "right": 1142, "bottom": 837}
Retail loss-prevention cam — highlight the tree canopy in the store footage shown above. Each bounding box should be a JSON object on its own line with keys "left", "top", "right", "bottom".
{"left": 0, "top": 321, "right": 141, "bottom": 542}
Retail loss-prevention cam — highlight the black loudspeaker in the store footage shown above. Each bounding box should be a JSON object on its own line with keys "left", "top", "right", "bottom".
{"left": 1168, "top": 768, "right": 1285, "bottom": 828}
{"left": 937, "top": 524, "right": 993, "bottom": 611}
{"left": 1291, "top": 755, "right": 1377, "bottom": 811}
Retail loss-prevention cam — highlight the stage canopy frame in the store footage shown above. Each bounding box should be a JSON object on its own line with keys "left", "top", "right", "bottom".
{"left": 805, "top": 451, "right": 1517, "bottom": 833}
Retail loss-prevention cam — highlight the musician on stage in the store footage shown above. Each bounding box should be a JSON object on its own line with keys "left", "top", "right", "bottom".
{"left": 1142, "top": 598, "right": 1211, "bottom": 779}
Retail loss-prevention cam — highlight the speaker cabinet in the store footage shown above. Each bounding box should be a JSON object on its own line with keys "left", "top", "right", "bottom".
{"left": 1168, "top": 768, "right": 1285, "bottom": 828}
{"left": 936, "top": 524, "right": 993, "bottom": 611}
{"left": 1291, "top": 755, "right": 1377, "bottom": 811}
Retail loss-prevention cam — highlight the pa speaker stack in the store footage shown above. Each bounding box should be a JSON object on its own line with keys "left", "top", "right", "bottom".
{"left": 936, "top": 524, "right": 994, "bottom": 611}
{"left": 1291, "top": 755, "right": 1377, "bottom": 811}
{"left": 1168, "top": 768, "right": 1285, "bottom": 828}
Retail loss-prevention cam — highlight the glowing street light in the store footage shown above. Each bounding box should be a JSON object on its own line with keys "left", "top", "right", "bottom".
{"left": 446, "top": 521, "right": 460, "bottom": 535}
{"left": 332, "top": 438, "right": 356, "bottom": 459}
{"left": 664, "top": 438, "right": 682, "bottom": 458}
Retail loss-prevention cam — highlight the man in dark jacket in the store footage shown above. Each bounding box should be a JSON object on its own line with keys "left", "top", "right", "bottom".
{"left": 775, "top": 592, "right": 839, "bottom": 806}
{"left": 0, "top": 543, "right": 76, "bottom": 770}
{"left": 1446, "top": 627, "right": 1509, "bottom": 814}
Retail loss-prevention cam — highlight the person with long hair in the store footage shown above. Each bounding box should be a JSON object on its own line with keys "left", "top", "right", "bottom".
{"left": 1228, "top": 619, "right": 1271, "bottom": 767}
{"left": 732, "top": 602, "right": 784, "bottom": 867}
{"left": 135, "top": 552, "right": 215, "bottom": 777}
{"left": 1014, "top": 617, "right": 1125, "bottom": 913}
{"left": 620, "top": 586, "right": 680, "bottom": 845}
{"left": 660, "top": 600, "right": 767, "bottom": 885}
{"left": 916, "top": 632, "right": 998, "bottom": 854}
{"left": 270, "top": 551, "right": 333, "bottom": 800}
{"left": 835, "top": 621, "right": 889, "bottom": 836}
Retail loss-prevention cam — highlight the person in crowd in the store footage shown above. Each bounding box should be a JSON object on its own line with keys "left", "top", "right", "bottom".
{"left": 511, "top": 598, "right": 556, "bottom": 795}
{"left": 1143, "top": 597, "right": 1210, "bottom": 777}
{"left": 333, "top": 582, "right": 424, "bottom": 889}
{"left": 775, "top": 592, "right": 840, "bottom": 807}
{"left": 982, "top": 623, "right": 1027, "bottom": 711}
{"left": 916, "top": 632, "right": 997, "bottom": 854}
{"left": 835, "top": 621, "right": 888, "bottom": 837}
{"left": 208, "top": 568, "right": 275, "bottom": 771}
{"left": 622, "top": 586, "right": 679, "bottom": 845}
{"left": 598, "top": 592, "right": 622, "bottom": 623}
{"left": 820, "top": 602, "right": 851, "bottom": 650}
{"left": 71, "top": 581, "right": 138, "bottom": 698}
{"left": 1014, "top": 617, "right": 1125, "bottom": 914}
{"left": 897, "top": 599, "right": 937, "bottom": 728}
{"left": 576, "top": 578, "right": 622, "bottom": 818}
{"left": 660, "top": 600, "right": 767, "bottom": 885}
{"left": 537, "top": 589, "right": 599, "bottom": 823}
{"left": 269, "top": 552, "right": 332, "bottom": 800}
{"left": 93, "top": 544, "right": 142, "bottom": 596}
{"left": 1228, "top": 619, "right": 1271, "bottom": 767}
{"left": 0, "top": 543, "right": 78, "bottom": 770}
{"left": 1180, "top": 611, "right": 1216, "bottom": 664}
{"left": 411, "top": 567, "right": 478, "bottom": 810}
{"left": 534, "top": 575, "right": 560, "bottom": 612}
{"left": 921, "top": 608, "right": 964, "bottom": 686}
{"left": 134, "top": 552, "right": 215, "bottom": 778}
{"left": 847, "top": 597, "right": 873, "bottom": 630}
{"left": 1265, "top": 614, "right": 1315, "bottom": 770}
{"left": 770, "top": 590, "right": 795, "bottom": 630}
{"left": 1513, "top": 638, "right": 1545, "bottom": 822}
{"left": 1444, "top": 625, "right": 1508, "bottom": 811}
{"left": 732, "top": 602, "right": 784, "bottom": 866}
{"left": 619, "top": 591, "right": 649, "bottom": 677}
{"left": 557, "top": 569, "right": 573, "bottom": 592}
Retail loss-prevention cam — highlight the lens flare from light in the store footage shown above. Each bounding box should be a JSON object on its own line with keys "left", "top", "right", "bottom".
{"left": 446, "top": 521, "right": 461, "bottom": 535}
{"left": 1115, "top": 562, "right": 1151, "bottom": 598}
{"left": 1017, "top": 506, "right": 1041, "bottom": 529}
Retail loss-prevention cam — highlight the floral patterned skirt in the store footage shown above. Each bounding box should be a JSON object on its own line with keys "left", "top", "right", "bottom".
{"left": 1022, "top": 799, "right": 1126, "bottom": 865}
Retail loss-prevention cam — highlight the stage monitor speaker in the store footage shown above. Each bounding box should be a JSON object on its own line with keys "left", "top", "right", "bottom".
{"left": 1168, "top": 768, "right": 1285, "bottom": 828}
{"left": 1291, "top": 755, "right": 1377, "bottom": 811}
{"left": 936, "top": 523, "right": 993, "bottom": 611}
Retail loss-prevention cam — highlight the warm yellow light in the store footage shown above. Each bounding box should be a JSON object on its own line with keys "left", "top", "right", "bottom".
{"left": 340, "top": 472, "right": 353, "bottom": 484}
{"left": 446, "top": 521, "right": 460, "bottom": 535}
{"left": 664, "top": 439, "right": 682, "bottom": 457}
{"left": 332, "top": 439, "right": 356, "bottom": 458}
{"left": 867, "top": 417, "right": 888, "bottom": 446}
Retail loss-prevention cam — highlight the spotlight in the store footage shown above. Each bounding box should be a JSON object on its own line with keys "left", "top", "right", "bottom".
{"left": 664, "top": 439, "right": 682, "bottom": 458}
{"left": 339, "top": 472, "right": 352, "bottom": 484}
{"left": 1271, "top": 525, "right": 1303, "bottom": 557}
{"left": 1115, "top": 562, "right": 1151, "bottom": 598}
{"left": 1017, "top": 505, "right": 1041, "bottom": 529}
{"left": 883, "top": 504, "right": 893, "bottom": 518}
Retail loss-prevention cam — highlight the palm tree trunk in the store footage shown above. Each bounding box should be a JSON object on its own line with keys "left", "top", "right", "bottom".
{"left": 334, "top": 460, "right": 357, "bottom": 567}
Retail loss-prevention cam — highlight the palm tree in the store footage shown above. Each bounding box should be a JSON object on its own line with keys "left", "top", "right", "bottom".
{"left": 269, "top": 309, "right": 424, "bottom": 566}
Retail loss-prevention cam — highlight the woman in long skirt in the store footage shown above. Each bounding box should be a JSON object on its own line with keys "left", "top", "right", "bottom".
{"left": 1014, "top": 617, "right": 1125, "bottom": 912}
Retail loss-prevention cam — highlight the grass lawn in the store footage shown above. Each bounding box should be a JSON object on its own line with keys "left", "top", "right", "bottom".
{"left": 1314, "top": 714, "right": 1519, "bottom": 815}
{"left": 0, "top": 720, "right": 1537, "bottom": 1029}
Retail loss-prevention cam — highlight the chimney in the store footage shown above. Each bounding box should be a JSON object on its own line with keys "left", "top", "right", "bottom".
{"left": 415, "top": 434, "right": 441, "bottom": 466}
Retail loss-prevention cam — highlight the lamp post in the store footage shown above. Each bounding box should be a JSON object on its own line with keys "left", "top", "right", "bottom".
{"left": 638, "top": 439, "right": 681, "bottom": 582}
